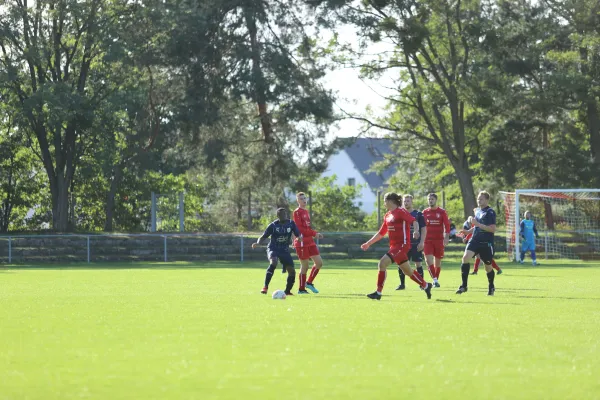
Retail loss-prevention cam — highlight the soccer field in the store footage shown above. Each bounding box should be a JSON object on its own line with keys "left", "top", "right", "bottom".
{"left": 1, "top": 258, "right": 599, "bottom": 400}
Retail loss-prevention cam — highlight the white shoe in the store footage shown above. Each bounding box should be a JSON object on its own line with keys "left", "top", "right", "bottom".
{"left": 532, "top": 261, "right": 538, "bottom": 266}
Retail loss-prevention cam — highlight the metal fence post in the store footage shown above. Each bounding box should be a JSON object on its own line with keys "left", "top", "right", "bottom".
{"left": 164, "top": 235, "right": 167, "bottom": 262}
{"left": 87, "top": 236, "right": 90, "bottom": 263}
{"left": 8, "top": 237, "right": 11, "bottom": 263}
{"left": 240, "top": 235, "right": 244, "bottom": 262}
{"left": 179, "top": 192, "right": 184, "bottom": 232}
{"left": 151, "top": 192, "right": 157, "bottom": 232}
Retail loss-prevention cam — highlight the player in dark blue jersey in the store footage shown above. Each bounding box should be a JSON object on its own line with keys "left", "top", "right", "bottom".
{"left": 396, "top": 194, "right": 427, "bottom": 290}
{"left": 252, "top": 208, "right": 303, "bottom": 295}
{"left": 456, "top": 191, "right": 498, "bottom": 296}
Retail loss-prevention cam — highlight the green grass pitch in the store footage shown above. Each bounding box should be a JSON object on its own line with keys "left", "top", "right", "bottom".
{"left": 1, "top": 257, "right": 599, "bottom": 399}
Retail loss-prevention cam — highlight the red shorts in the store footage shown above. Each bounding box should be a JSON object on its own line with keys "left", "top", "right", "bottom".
{"left": 424, "top": 240, "right": 445, "bottom": 258}
{"left": 295, "top": 244, "right": 320, "bottom": 260}
{"left": 387, "top": 243, "right": 411, "bottom": 264}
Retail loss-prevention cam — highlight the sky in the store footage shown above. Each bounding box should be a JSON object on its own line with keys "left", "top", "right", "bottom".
{"left": 319, "top": 26, "right": 397, "bottom": 142}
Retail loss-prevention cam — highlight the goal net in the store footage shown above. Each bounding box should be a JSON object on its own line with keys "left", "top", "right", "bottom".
{"left": 500, "top": 190, "right": 600, "bottom": 261}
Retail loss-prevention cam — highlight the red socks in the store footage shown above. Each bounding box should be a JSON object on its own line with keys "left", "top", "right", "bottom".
{"left": 492, "top": 259, "right": 500, "bottom": 271}
{"left": 435, "top": 266, "right": 441, "bottom": 279}
{"left": 308, "top": 266, "right": 320, "bottom": 284}
{"left": 427, "top": 264, "right": 436, "bottom": 279}
{"left": 299, "top": 273, "right": 307, "bottom": 291}
{"left": 377, "top": 270, "right": 387, "bottom": 293}
{"left": 410, "top": 271, "right": 427, "bottom": 289}
{"left": 473, "top": 258, "right": 481, "bottom": 272}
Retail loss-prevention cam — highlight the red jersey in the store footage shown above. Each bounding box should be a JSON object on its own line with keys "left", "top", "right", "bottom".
{"left": 293, "top": 207, "right": 317, "bottom": 247}
{"left": 378, "top": 207, "right": 415, "bottom": 247}
{"left": 422, "top": 207, "right": 450, "bottom": 241}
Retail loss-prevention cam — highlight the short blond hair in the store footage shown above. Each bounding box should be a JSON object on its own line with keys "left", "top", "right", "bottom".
{"left": 296, "top": 192, "right": 306, "bottom": 198}
{"left": 478, "top": 191, "right": 490, "bottom": 200}
{"left": 403, "top": 194, "right": 413, "bottom": 200}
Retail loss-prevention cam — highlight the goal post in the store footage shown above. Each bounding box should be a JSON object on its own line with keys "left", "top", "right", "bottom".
{"left": 500, "top": 189, "right": 600, "bottom": 261}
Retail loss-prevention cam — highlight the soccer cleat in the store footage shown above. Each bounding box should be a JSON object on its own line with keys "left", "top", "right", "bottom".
{"left": 488, "top": 287, "right": 495, "bottom": 296}
{"left": 261, "top": 287, "right": 268, "bottom": 294}
{"left": 306, "top": 283, "right": 319, "bottom": 294}
{"left": 497, "top": 269, "right": 503, "bottom": 275}
{"left": 456, "top": 286, "right": 468, "bottom": 294}
{"left": 532, "top": 261, "right": 538, "bottom": 266}
{"left": 470, "top": 271, "right": 478, "bottom": 275}
{"left": 433, "top": 281, "right": 440, "bottom": 288}
{"left": 367, "top": 291, "right": 382, "bottom": 300}
{"left": 518, "top": 260, "right": 524, "bottom": 264}
{"left": 284, "top": 291, "right": 294, "bottom": 296}
{"left": 424, "top": 283, "right": 432, "bottom": 299}
{"left": 396, "top": 284, "right": 406, "bottom": 290}
{"left": 298, "top": 290, "right": 310, "bottom": 295}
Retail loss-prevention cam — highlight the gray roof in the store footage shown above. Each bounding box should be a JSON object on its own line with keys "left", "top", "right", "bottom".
{"left": 342, "top": 138, "right": 395, "bottom": 190}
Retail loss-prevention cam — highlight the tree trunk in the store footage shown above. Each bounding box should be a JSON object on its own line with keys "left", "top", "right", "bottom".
{"left": 587, "top": 100, "right": 600, "bottom": 180}
{"left": 540, "top": 127, "right": 555, "bottom": 230}
{"left": 51, "top": 172, "right": 71, "bottom": 232}
{"left": 453, "top": 163, "right": 477, "bottom": 219}
{"left": 104, "top": 163, "right": 123, "bottom": 232}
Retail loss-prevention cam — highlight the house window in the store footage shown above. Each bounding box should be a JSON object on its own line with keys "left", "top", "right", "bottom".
{"left": 347, "top": 178, "right": 356, "bottom": 187}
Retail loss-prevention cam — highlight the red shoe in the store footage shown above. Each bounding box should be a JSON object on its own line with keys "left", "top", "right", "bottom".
{"left": 261, "top": 287, "right": 268, "bottom": 294}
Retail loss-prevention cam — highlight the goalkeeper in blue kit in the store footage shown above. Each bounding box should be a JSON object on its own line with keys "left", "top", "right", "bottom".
{"left": 519, "top": 211, "right": 540, "bottom": 265}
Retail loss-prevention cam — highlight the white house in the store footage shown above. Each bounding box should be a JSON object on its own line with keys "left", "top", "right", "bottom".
{"left": 321, "top": 138, "right": 395, "bottom": 214}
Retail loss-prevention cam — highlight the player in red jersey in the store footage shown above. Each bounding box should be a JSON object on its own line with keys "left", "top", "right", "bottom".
{"left": 361, "top": 192, "right": 433, "bottom": 300}
{"left": 293, "top": 192, "right": 324, "bottom": 294}
{"left": 422, "top": 193, "right": 450, "bottom": 288}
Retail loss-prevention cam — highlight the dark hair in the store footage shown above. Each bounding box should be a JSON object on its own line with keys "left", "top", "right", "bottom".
{"left": 428, "top": 193, "right": 438, "bottom": 199}
{"left": 276, "top": 208, "right": 288, "bottom": 220}
{"left": 384, "top": 192, "right": 402, "bottom": 206}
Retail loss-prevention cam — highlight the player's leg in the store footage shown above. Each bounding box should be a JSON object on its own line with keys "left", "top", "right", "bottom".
{"left": 530, "top": 247, "right": 538, "bottom": 266}
{"left": 306, "top": 250, "right": 323, "bottom": 293}
{"left": 472, "top": 257, "right": 480, "bottom": 274}
{"left": 491, "top": 259, "right": 502, "bottom": 274}
{"left": 398, "top": 247, "right": 415, "bottom": 290}
{"left": 398, "top": 260, "right": 432, "bottom": 299}
{"left": 432, "top": 244, "right": 443, "bottom": 287}
{"left": 281, "top": 254, "right": 296, "bottom": 295}
{"left": 263, "top": 254, "right": 278, "bottom": 294}
{"left": 414, "top": 247, "right": 424, "bottom": 286}
{"left": 298, "top": 258, "right": 310, "bottom": 294}
{"left": 424, "top": 243, "right": 436, "bottom": 279}
{"left": 457, "top": 246, "right": 477, "bottom": 294}
{"left": 481, "top": 244, "right": 496, "bottom": 295}
{"left": 367, "top": 254, "right": 393, "bottom": 300}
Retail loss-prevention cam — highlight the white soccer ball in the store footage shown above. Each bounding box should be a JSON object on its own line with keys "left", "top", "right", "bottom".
{"left": 272, "top": 290, "right": 287, "bottom": 300}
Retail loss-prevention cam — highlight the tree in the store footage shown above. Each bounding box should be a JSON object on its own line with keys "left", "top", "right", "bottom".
{"left": 310, "top": 0, "right": 499, "bottom": 218}
{"left": 0, "top": 0, "right": 144, "bottom": 231}
{"left": 308, "top": 175, "right": 366, "bottom": 231}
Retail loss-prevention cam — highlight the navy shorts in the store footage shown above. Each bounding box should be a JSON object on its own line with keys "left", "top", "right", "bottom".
{"left": 407, "top": 244, "right": 423, "bottom": 262}
{"left": 267, "top": 250, "right": 295, "bottom": 270}
{"left": 466, "top": 241, "right": 494, "bottom": 264}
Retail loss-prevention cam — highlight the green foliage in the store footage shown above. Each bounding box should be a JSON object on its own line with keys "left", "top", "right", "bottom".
{"left": 308, "top": 175, "right": 367, "bottom": 231}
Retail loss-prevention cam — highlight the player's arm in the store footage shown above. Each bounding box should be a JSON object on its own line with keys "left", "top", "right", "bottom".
{"left": 520, "top": 220, "right": 525, "bottom": 238}
{"left": 412, "top": 220, "right": 420, "bottom": 240}
{"left": 418, "top": 216, "right": 426, "bottom": 251}
{"left": 443, "top": 211, "right": 450, "bottom": 245}
{"left": 361, "top": 223, "right": 387, "bottom": 250}
{"left": 252, "top": 224, "right": 273, "bottom": 249}
{"left": 473, "top": 211, "right": 497, "bottom": 233}
{"left": 291, "top": 221, "right": 303, "bottom": 242}
{"left": 533, "top": 221, "right": 539, "bottom": 238}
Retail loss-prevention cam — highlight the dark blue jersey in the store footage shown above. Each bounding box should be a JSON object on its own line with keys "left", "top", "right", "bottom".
{"left": 409, "top": 209, "right": 426, "bottom": 245}
{"left": 260, "top": 219, "right": 301, "bottom": 253}
{"left": 470, "top": 206, "right": 496, "bottom": 243}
